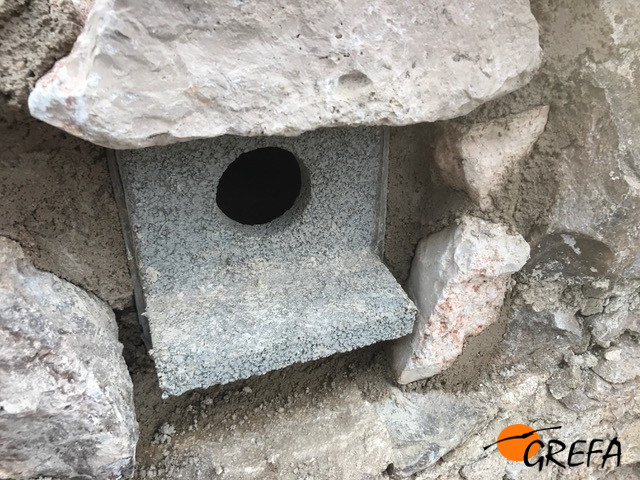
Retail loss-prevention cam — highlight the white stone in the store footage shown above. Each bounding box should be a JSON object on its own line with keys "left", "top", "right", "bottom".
{"left": 594, "top": 336, "right": 640, "bottom": 384}
{"left": 0, "top": 237, "right": 137, "bottom": 479}
{"left": 28, "top": 0, "right": 541, "bottom": 148}
{"left": 588, "top": 293, "right": 640, "bottom": 347}
{"left": 435, "top": 106, "right": 549, "bottom": 210}
{"left": 604, "top": 347, "right": 622, "bottom": 362}
{"left": 551, "top": 309, "right": 583, "bottom": 339}
{"left": 389, "top": 216, "right": 530, "bottom": 384}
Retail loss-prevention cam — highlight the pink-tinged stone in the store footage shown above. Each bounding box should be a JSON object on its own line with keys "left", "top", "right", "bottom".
{"left": 389, "top": 216, "right": 530, "bottom": 384}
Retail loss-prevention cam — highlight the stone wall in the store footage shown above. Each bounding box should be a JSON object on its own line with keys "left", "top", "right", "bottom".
{"left": 1, "top": 0, "right": 639, "bottom": 479}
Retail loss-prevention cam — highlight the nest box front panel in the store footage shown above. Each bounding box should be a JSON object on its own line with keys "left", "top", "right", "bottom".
{"left": 115, "top": 127, "right": 416, "bottom": 396}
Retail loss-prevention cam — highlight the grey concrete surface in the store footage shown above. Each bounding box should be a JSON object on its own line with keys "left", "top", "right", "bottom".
{"left": 115, "top": 127, "right": 416, "bottom": 396}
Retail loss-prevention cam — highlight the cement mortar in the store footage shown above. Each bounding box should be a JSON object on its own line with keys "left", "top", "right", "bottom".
{"left": 122, "top": 292, "right": 640, "bottom": 479}
{"left": 461, "top": 0, "right": 640, "bottom": 277}
{"left": 386, "top": 0, "right": 639, "bottom": 282}
{"left": 0, "top": 112, "right": 133, "bottom": 309}
{"left": 0, "top": 0, "right": 132, "bottom": 308}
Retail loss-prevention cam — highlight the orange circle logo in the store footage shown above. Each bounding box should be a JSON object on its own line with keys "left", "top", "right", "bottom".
{"left": 496, "top": 424, "right": 541, "bottom": 461}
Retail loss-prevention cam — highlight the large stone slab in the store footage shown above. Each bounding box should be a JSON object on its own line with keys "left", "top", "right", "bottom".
{"left": 389, "top": 216, "right": 529, "bottom": 384}
{"left": 113, "top": 127, "right": 416, "bottom": 396}
{"left": 0, "top": 237, "right": 137, "bottom": 479}
{"left": 29, "top": 0, "right": 541, "bottom": 148}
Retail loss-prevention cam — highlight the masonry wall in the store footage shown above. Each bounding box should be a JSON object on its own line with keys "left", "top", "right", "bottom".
{"left": 1, "top": 0, "right": 639, "bottom": 478}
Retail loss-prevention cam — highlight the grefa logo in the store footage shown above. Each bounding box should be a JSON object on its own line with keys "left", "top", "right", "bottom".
{"left": 484, "top": 424, "right": 622, "bottom": 472}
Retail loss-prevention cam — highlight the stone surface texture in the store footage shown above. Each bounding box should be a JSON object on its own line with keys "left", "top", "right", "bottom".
{"left": 390, "top": 216, "right": 530, "bottom": 384}
{"left": 29, "top": 0, "right": 540, "bottom": 148}
{"left": 539, "top": 0, "right": 640, "bottom": 279}
{"left": 415, "top": 301, "right": 640, "bottom": 480}
{"left": 449, "top": 0, "right": 640, "bottom": 280}
{"left": 434, "top": 106, "right": 549, "bottom": 210}
{"left": 0, "top": 115, "right": 133, "bottom": 310}
{"left": 116, "top": 127, "right": 416, "bottom": 396}
{"left": 1, "top": 0, "right": 133, "bottom": 309}
{"left": 121, "top": 330, "right": 504, "bottom": 480}
{"left": 0, "top": 0, "right": 82, "bottom": 122}
{"left": 0, "top": 0, "right": 639, "bottom": 478}
{"left": 125, "top": 292, "right": 640, "bottom": 480}
{"left": 385, "top": 0, "right": 640, "bottom": 284}
{"left": 0, "top": 237, "right": 137, "bottom": 479}
{"left": 376, "top": 389, "right": 494, "bottom": 477}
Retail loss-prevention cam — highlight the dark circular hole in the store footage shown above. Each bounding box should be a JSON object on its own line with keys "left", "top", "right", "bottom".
{"left": 216, "top": 147, "right": 302, "bottom": 225}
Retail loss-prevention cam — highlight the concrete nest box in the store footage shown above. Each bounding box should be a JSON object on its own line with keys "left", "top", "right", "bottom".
{"left": 111, "top": 127, "right": 416, "bottom": 396}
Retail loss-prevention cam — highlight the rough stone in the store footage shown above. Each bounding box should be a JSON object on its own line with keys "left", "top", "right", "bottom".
{"left": 115, "top": 127, "right": 416, "bottom": 396}
{"left": 0, "top": 237, "right": 138, "bottom": 479}
{"left": 618, "top": 418, "right": 640, "bottom": 465}
{"left": 390, "top": 216, "right": 530, "bottom": 384}
{"left": 0, "top": 0, "right": 82, "bottom": 121}
{"left": 29, "top": 0, "right": 540, "bottom": 148}
{"left": 125, "top": 301, "right": 639, "bottom": 480}
{"left": 376, "top": 389, "right": 495, "bottom": 477}
{"left": 1, "top": 0, "right": 133, "bottom": 309}
{"left": 541, "top": 0, "right": 640, "bottom": 278}
{"left": 434, "top": 106, "right": 549, "bottom": 210}
{"left": 120, "top": 267, "right": 639, "bottom": 480}
{"left": 113, "top": 0, "right": 640, "bottom": 469}
{"left": 588, "top": 292, "right": 640, "bottom": 347}
{"left": 462, "top": 0, "right": 640, "bottom": 279}
{"left": 593, "top": 335, "right": 640, "bottom": 384}
{"left": 412, "top": 299, "right": 638, "bottom": 480}
{"left": 1, "top": 0, "right": 638, "bottom": 478}
{"left": 385, "top": 123, "right": 473, "bottom": 284}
